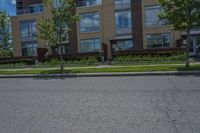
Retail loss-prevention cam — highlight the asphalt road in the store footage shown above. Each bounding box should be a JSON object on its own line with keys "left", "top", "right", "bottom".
{"left": 0, "top": 76, "right": 200, "bottom": 133}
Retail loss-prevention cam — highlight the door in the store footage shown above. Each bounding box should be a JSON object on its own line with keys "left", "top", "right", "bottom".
{"left": 196, "top": 35, "right": 200, "bottom": 55}
{"left": 189, "top": 36, "right": 196, "bottom": 56}
{"left": 102, "top": 43, "right": 108, "bottom": 61}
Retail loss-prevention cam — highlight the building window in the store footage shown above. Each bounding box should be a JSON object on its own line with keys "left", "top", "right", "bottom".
{"left": 114, "top": 0, "right": 130, "bottom": 10}
{"left": 115, "top": 10, "right": 132, "bottom": 35}
{"left": 145, "top": 6, "right": 167, "bottom": 27}
{"left": 20, "top": 20, "right": 37, "bottom": 38}
{"left": 22, "top": 41, "right": 38, "bottom": 56}
{"left": 80, "top": 12, "right": 100, "bottom": 32}
{"left": 77, "top": 0, "right": 102, "bottom": 7}
{"left": 80, "top": 38, "right": 101, "bottom": 52}
{"left": 112, "top": 40, "right": 133, "bottom": 51}
{"left": 146, "top": 33, "right": 170, "bottom": 48}
{"left": 29, "top": 4, "right": 44, "bottom": 13}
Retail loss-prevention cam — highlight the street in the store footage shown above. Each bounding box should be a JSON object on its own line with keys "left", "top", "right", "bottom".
{"left": 0, "top": 76, "right": 200, "bottom": 133}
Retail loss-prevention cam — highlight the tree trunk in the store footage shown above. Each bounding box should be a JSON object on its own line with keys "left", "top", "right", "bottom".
{"left": 59, "top": 18, "right": 64, "bottom": 73}
{"left": 2, "top": 20, "right": 7, "bottom": 50}
{"left": 59, "top": 45, "right": 64, "bottom": 72}
{"left": 186, "top": 30, "right": 191, "bottom": 68}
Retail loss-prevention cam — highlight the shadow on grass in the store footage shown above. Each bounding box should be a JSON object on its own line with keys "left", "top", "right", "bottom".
{"left": 174, "top": 65, "right": 200, "bottom": 77}
{"left": 177, "top": 66, "right": 200, "bottom": 71}
{"left": 33, "top": 70, "right": 77, "bottom": 80}
{"left": 39, "top": 69, "right": 77, "bottom": 74}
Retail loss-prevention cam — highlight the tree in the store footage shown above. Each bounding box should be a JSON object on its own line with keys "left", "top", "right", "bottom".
{"left": 0, "top": 10, "right": 11, "bottom": 51}
{"left": 158, "top": 0, "right": 200, "bottom": 67}
{"left": 38, "top": 0, "right": 79, "bottom": 72}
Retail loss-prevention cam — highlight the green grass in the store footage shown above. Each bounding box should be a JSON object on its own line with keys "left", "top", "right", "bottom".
{"left": 0, "top": 60, "right": 187, "bottom": 70}
{"left": 0, "top": 64, "right": 200, "bottom": 75}
{"left": 0, "top": 64, "right": 96, "bottom": 69}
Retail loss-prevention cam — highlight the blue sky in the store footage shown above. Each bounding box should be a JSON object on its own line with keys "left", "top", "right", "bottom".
{"left": 0, "top": 0, "right": 16, "bottom": 16}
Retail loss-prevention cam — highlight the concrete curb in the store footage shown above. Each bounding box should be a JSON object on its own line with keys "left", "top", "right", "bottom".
{"left": 0, "top": 71, "right": 200, "bottom": 78}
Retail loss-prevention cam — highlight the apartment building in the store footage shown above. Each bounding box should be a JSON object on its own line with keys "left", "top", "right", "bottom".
{"left": 11, "top": 0, "right": 200, "bottom": 59}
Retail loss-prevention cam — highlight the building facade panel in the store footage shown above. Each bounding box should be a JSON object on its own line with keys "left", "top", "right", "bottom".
{"left": 11, "top": 12, "right": 48, "bottom": 56}
{"left": 131, "top": 0, "right": 143, "bottom": 50}
{"left": 142, "top": 0, "right": 182, "bottom": 49}
{"left": 12, "top": 0, "right": 188, "bottom": 59}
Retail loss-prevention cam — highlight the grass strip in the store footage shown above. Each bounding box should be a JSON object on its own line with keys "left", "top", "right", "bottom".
{"left": 0, "top": 64, "right": 200, "bottom": 75}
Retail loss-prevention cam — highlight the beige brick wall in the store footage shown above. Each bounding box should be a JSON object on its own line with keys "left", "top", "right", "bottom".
{"left": 11, "top": 8, "right": 51, "bottom": 57}
{"left": 76, "top": 0, "right": 115, "bottom": 58}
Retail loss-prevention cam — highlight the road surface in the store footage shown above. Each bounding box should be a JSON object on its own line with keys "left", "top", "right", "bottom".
{"left": 0, "top": 76, "right": 200, "bottom": 133}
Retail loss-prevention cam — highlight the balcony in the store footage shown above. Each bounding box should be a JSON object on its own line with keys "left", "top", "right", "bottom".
{"left": 116, "top": 28, "right": 132, "bottom": 35}
{"left": 77, "top": 0, "right": 102, "bottom": 7}
{"left": 115, "top": 2, "right": 130, "bottom": 10}
{"left": 17, "top": 4, "right": 44, "bottom": 15}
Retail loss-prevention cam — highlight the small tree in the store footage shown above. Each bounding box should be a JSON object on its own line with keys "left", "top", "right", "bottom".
{"left": 0, "top": 10, "right": 11, "bottom": 51}
{"left": 38, "top": 0, "right": 79, "bottom": 72}
{"left": 158, "top": 0, "right": 200, "bottom": 67}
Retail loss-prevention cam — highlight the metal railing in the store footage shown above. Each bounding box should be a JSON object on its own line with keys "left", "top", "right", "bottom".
{"left": 77, "top": 1, "right": 101, "bottom": 7}
{"left": 115, "top": 2, "right": 130, "bottom": 10}
{"left": 17, "top": 5, "right": 44, "bottom": 15}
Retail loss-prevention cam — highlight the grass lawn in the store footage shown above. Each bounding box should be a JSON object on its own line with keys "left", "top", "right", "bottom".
{"left": 0, "top": 61, "right": 186, "bottom": 69}
{"left": 0, "top": 64, "right": 200, "bottom": 75}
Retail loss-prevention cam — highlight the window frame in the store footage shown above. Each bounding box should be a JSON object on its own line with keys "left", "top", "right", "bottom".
{"left": 80, "top": 12, "right": 100, "bottom": 33}
{"left": 112, "top": 39, "right": 133, "bottom": 52}
{"left": 80, "top": 38, "right": 101, "bottom": 52}
{"left": 115, "top": 9, "right": 132, "bottom": 35}
{"left": 22, "top": 41, "right": 38, "bottom": 56}
{"left": 144, "top": 5, "right": 167, "bottom": 27}
{"left": 20, "top": 20, "right": 37, "bottom": 38}
{"left": 146, "top": 33, "right": 171, "bottom": 49}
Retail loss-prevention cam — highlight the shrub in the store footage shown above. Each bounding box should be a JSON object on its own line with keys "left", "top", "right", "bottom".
{"left": 65, "top": 56, "right": 98, "bottom": 65}
{"left": 113, "top": 52, "right": 186, "bottom": 63}
{"left": 0, "top": 49, "right": 12, "bottom": 57}
{"left": 0, "top": 62, "right": 26, "bottom": 67}
{"left": 42, "top": 56, "right": 98, "bottom": 65}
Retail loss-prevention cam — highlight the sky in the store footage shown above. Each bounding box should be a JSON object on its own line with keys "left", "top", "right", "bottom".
{"left": 0, "top": 0, "right": 16, "bottom": 16}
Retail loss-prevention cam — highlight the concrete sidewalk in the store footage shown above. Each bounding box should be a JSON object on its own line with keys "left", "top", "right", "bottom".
{"left": 0, "top": 70, "right": 200, "bottom": 78}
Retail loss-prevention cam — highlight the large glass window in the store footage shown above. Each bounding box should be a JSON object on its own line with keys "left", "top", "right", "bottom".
{"left": 20, "top": 21, "right": 37, "bottom": 38}
{"left": 80, "top": 12, "right": 100, "bottom": 32}
{"left": 80, "top": 38, "right": 101, "bottom": 52}
{"left": 146, "top": 33, "right": 170, "bottom": 48}
{"left": 112, "top": 40, "right": 133, "bottom": 51}
{"left": 145, "top": 6, "right": 167, "bottom": 27}
{"left": 77, "top": 0, "right": 102, "bottom": 7}
{"left": 22, "top": 41, "right": 38, "bottom": 56}
{"left": 115, "top": 10, "right": 132, "bottom": 35}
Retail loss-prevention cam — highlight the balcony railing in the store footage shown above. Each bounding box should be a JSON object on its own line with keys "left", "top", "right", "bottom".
{"left": 77, "top": 0, "right": 101, "bottom": 7}
{"left": 115, "top": 2, "right": 130, "bottom": 10}
{"left": 116, "top": 28, "right": 132, "bottom": 35}
{"left": 17, "top": 5, "right": 44, "bottom": 15}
